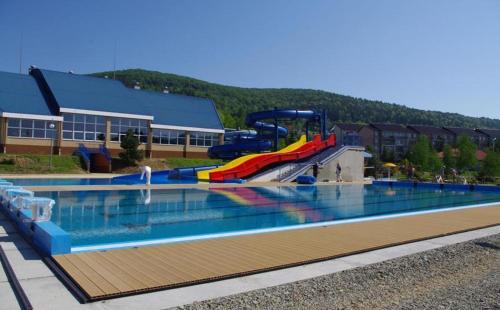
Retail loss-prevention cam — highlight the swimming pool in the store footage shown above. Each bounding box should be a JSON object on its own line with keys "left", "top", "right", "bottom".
{"left": 5, "top": 178, "right": 114, "bottom": 186}
{"left": 4, "top": 176, "right": 196, "bottom": 186}
{"left": 37, "top": 184, "right": 500, "bottom": 252}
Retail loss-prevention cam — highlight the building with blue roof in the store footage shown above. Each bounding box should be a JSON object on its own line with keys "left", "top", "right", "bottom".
{"left": 0, "top": 67, "right": 224, "bottom": 159}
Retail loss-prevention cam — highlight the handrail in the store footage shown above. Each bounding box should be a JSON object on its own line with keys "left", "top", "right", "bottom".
{"left": 99, "top": 144, "right": 112, "bottom": 163}
{"left": 279, "top": 145, "right": 362, "bottom": 182}
{"left": 209, "top": 134, "right": 336, "bottom": 181}
{"left": 278, "top": 146, "right": 341, "bottom": 182}
{"left": 75, "top": 144, "right": 91, "bottom": 172}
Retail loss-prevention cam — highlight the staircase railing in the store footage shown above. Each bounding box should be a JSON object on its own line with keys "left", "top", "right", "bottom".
{"left": 278, "top": 146, "right": 339, "bottom": 182}
{"left": 99, "top": 144, "right": 112, "bottom": 164}
{"left": 75, "top": 144, "right": 91, "bottom": 172}
{"left": 278, "top": 145, "right": 364, "bottom": 182}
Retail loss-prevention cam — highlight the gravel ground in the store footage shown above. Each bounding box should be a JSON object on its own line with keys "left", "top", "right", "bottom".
{"left": 176, "top": 234, "right": 500, "bottom": 310}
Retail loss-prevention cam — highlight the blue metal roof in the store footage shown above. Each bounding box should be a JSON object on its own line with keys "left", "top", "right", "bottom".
{"left": 35, "top": 69, "right": 223, "bottom": 130}
{"left": 0, "top": 71, "right": 53, "bottom": 116}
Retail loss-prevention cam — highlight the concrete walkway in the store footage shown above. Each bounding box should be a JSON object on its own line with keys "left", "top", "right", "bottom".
{"left": 0, "top": 208, "right": 498, "bottom": 310}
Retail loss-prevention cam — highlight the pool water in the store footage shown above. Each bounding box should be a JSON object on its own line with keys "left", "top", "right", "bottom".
{"left": 5, "top": 176, "right": 196, "bottom": 186}
{"left": 6, "top": 178, "right": 115, "bottom": 186}
{"left": 38, "top": 184, "right": 500, "bottom": 250}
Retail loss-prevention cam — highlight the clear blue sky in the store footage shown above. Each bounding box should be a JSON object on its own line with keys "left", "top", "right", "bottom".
{"left": 1, "top": 0, "right": 499, "bottom": 118}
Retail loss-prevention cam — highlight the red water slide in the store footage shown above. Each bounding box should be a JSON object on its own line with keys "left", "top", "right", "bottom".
{"left": 209, "top": 134, "right": 336, "bottom": 182}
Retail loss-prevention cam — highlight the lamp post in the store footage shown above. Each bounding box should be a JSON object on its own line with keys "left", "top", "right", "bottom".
{"left": 493, "top": 137, "right": 497, "bottom": 151}
{"left": 48, "top": 122, "right": 56, "bottom": 170}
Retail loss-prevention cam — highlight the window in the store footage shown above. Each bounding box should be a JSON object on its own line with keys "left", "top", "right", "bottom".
{"left": 152, "top": 129, "right": 185, "bottom": 145}
{"left": 110, "top": 118, "right": 148, "bottom": 143}
{"left": 7, "top": 118, "right": 57, "bottom": 139}
{"left": 62, "top": 113, "right": 105, "bottom": 141}
{"left": 190, "top": 132, "right": 219, "bottom": 147}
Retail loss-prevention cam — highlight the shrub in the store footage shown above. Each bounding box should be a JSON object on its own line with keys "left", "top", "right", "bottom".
{"left": 119, "top": 129, "right": 144, "bottom": 165}
{"left": 480, "top": 150, "right": 500, "bottom": 179}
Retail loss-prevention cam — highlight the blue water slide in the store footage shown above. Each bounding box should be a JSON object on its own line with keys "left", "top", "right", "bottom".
{"left": 251, "top": 122, "right": 288, "bottom": 139}
{"left": 245, "top": 109, "right": 324, "bottom": 148}
{"left": 208, "top": 140, "right": 272, "bottom": 159}
{"left": 208, "top": 109, "right": 323, "bottom": 159}
{"left": 169, "top": 165, "right": 221, "bottom": 179}
{"left": 111, "top": 170, "right": 171, "bottom": 185}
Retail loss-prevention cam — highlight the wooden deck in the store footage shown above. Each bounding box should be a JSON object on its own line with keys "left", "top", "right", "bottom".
{"left": 53, "top": 205, "right": 500, "bottom": 301}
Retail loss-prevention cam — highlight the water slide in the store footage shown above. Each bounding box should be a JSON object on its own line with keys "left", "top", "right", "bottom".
{"left": 111, "top": 170, "right": 171, "bottom": 185}
{"left": 198, "top": 135, "right": 306, "bottom": 181}
{"left": 208, "top": 109, "right": 321, "bottom": 159}
{"left": 111, "top": 163, "right": 219, "bottom": 184}
{"left": 197, "top": 134, "right": 336, "bottom": 182}
{"left": 113, "top": 109, "right": 331, "bottom": 183}
{"left": 208, "top": 136, "right": 273, "bottom": 159}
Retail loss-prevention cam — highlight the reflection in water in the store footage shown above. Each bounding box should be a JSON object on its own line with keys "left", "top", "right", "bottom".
{"left": 140, "top": 189, "right": 151, "bottom": 205}
{"left": 37, "top": 185, "right": 500, "bottom": 248}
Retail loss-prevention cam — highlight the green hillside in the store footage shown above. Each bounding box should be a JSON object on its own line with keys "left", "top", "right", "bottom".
{"left": 92, "top": 69, "right": 500, "bottom": 129}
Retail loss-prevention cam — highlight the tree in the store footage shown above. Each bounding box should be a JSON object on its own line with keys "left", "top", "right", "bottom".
{"left": 442, "top": 144, "right": 456, "bottom": 169}
{"left": 407, "top": 135, "right": 443, "bottom": 172}
{"left": 456, "top": 135, "right": 476, "bottom": 170}
{"left": 428, "top": 151, "right": 443, "bottom": 173}
{"left": 480, "top": 150, "right": 500, "bottom": 178}
{"left": 90, "top": 69, "right": 500, "bottom": 130}
{"left": 408, "top": 135, "right": 431, "bottom": 169}
{"left": 119, "top": 129, "right": 144, "bottom": 165}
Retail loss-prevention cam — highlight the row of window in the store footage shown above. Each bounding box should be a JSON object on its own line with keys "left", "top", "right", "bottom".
{"left": 190, "top": 132, "right": 219, "bottom": 147}
{"left": 62, "top": 113, "right": 106, "bottom": 141}
{"left": 7, "top": 119, "right": 57, "bottom": 139}
{"left": 6, "top": 114, "right": 220, "bottom": 147}
{"left": 110, "top": 117, "right": 149, "bottom": 143}
{"left": 152, "top": 129, "right": 186, "bottom": 145}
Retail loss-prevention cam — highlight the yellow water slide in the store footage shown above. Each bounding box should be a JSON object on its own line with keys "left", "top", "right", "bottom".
{"left": 197, "top": 135, "right": 307, "bottom": 181}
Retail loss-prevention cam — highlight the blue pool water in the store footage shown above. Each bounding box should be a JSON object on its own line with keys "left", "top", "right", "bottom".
{"left": 5, "top": 175, "right": 196, "bottom": 186}
{"left": 6, "top": 178, "right": 114, "bottom": 186}
{"left": 37, "top": 184, "right": 500, "bottom": 250}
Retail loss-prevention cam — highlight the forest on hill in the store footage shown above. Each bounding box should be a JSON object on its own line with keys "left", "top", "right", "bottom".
{"left": 92, "top": 69, "right": 500, "bottom": 130}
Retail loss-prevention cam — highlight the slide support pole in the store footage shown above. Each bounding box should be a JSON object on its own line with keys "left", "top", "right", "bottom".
{"left": 305, "top": 121, "right": 309, "bottom": 142}
{"left": 322, "top": 109, "right": 327, "bottom": 140}
{"left": 274, "top": 117, "right": 279, "bottom": 151}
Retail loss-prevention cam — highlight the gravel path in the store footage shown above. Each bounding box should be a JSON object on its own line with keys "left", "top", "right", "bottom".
{"left": 176, "top": 234, "right": 500, "bottom": 310}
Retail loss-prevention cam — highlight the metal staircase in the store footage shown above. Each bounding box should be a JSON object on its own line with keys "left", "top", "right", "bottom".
{"left": 75, "top": 144, "right": 91, "bottom": 172}
{"left": 278, "top": 145, "right": 342, "bottom": 182}
{"left": 279, "top": 145, "right": 364, "bottom": 182}
{"left": 75, "top": 144, "right": 112, "bottom": 173}
{"left": 248, "top": 145, "right": 364, "bottom": 182}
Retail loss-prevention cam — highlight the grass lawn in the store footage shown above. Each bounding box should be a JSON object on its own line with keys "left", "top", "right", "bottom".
{"left": 165, "top": 157, "right": 223, "bottom": 169}
{"left": 112, "top": 157, "right": 222, "bottom": 173}
{"left": 0, "top": 154, "right": 85, "bottom": 174}
{"left": 0, "top": 154, "right": 221, "bottom": 175}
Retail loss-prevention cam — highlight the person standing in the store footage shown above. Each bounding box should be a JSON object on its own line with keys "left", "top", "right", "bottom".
{"left": 407, "top": 164, "right": 413, "bottom": 180}
{"left": 336, "top": 162, "right": 343, "bottom": 182}
{"left": 451, "top": 168, "right": 458, "bottom": 183}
